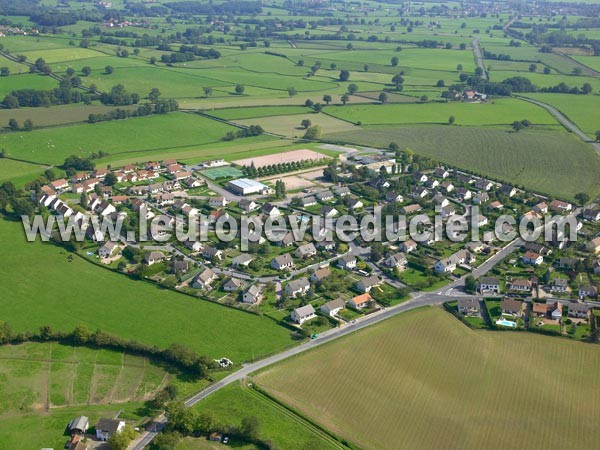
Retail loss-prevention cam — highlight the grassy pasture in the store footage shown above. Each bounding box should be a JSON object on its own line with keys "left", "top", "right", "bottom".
{"left": 0, "top": 112, "right": 236, "bottom": 165}
{"left": 18, "top": 47, "right": 104, "bottom": 64}
{"left": 313, "top": 48, "right": 476, "bottom": 72}
{"left": 489, "top": 70, "right": 600, "bottom": 90}
{"left": 0, "top": 218, "right": 293, "bottom": 361}
{"left": 0, "top": 158, "right": 48, "bottom": 183}
{"left": 573, "top": 55, "right": 600, "bottom": 72}
{"left": 0, "top": 73, "right": 58, "bottom": 98}
{"left": 325, "top": 98, "right": 558, "bottom": 126}
{"left": 255, "top": 307, "right": 600, "bottom": 450}
{"left": 0, "top": 104, "right": 138, "bottom": 129}
{"left": 0, "top": 53, "right": 29, "bottom": 73}
{"left": 236, "top": 112, "right": 357, "bottom": 138}
{"left": 209, "top": 106, "right": 313, "bottom": 120}
{"left": 522, "top": 93, "right": 600, "bottom": 138}
{"left": 0, "top": 35, "right": 73, "bottom": 52}
{"left": 193, "top": 382, "right": 339, "bottom": 449}
{"left": 324, "top": 125, "right": 600, "bottom": 200}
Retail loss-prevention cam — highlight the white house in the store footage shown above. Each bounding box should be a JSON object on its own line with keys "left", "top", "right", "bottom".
{"left": 96, "top": 418, "right": 125, "bottom": 441}
{"left": 271, "top": 253, "right": 294, "bottom": 270}
{"left": 285, "top": 277, "right": 310, "bottom": 298}
{"left": 337, "top": 254, "right": 357, "bottom": 270}
{"left": 242, "top": 284, "right": 264, "bottom": 304}
{"left": 321, "top": 298, "right": 345, "bottom": 317}
{"left": 291, "top": 304, "right": 316, "bottom": 325}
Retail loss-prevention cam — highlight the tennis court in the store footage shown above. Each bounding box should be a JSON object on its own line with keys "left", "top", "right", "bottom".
{"left": 201, "top": 166, "right": 244, "bottom": 180}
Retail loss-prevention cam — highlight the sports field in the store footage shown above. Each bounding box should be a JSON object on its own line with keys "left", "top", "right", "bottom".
{"left": 0, "top": 218, "right": 293, "bottom": 362}
{"left": 324, "top": 125, "right": 600, "bottom": 200}
{"left": 255, "top": 307, "right": 600, "bottom": 450}
{"left": 201, "top": 166, "right": 243, "bottom": 180}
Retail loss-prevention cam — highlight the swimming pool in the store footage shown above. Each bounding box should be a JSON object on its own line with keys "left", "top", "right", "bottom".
{"left": 496, "top": 318, "right": 517, "bottom": 328}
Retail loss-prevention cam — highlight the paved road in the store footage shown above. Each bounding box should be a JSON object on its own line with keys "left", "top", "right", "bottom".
{"left": 472, "top": 37, "right": 488, "bottom": 80}
{"left": 515, "top": 95, "right": 600, "bottom": 155}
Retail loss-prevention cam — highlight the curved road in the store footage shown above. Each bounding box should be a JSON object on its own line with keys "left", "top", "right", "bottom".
{"left": 516, "top": 95, "right": 600, "bottom": 155}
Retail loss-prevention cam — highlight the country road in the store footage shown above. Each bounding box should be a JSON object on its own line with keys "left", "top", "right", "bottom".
{"left": 515, "top": 95, "right": 600, "bottom": 155}
{"left": 472, "top": 37, "right": 488, "bottom": 80}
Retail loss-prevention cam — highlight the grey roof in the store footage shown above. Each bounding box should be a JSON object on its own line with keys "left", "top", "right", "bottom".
{"left": 69, "top": 416, "right": 89, "bottom": 432}
{"left": 273, "top": 253, "right": 293, "bottom": 266}
{"left": 323, "top": 298, "right": 345, "bottom": 311}
{"left": 245, "top": 284, "right": 263, "bottom": 297}
{"left": 293, "top": 304, "right": 316, "bottom": 316}
{"left": 232, "top": 253, "right": 254, "bottom": 265}
{"left": 297, "top": 243, "right": 317, "bottom": 256}
{"left": 287, "top": 277, "right": 310, "bottom": 292}
{"left": 96, "top": 418, "right": 122, "bottom": 435}
{"left": 457, "top": 298, "right": 480, "bottom": 310}
{"left": 480, "top": 276, "right": 500, "bottom": 285}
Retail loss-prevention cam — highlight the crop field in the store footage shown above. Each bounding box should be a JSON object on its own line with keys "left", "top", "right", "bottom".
{"left": 236, "top": 112, "right": 357, "bottom": 138}
{"left": 0, "top": 112, "right": 237, "bottom": 165}
{"left": 325, "top": 98, "right": 558, "bottom": 127}
{"left": 255, "top": 307, "right": 600, "bottom": 450}
{"left": 193, "top": 382, "right": 340, "bottom": 449}
{"left": 0, "top": 218, "right": 293, "bottom": 362}
{"left": 522, "top": 93, "right": 600, "bottom": 138}
{"left": 201, "top": 166, "right": 243, "bottom": 180}
{"left": 324, "top": 125, "right": 600, "bottom": 200}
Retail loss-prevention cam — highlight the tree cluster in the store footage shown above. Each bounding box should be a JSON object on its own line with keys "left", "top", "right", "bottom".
{"left": 222, "top": 125, "right": 264, "bottom": 141}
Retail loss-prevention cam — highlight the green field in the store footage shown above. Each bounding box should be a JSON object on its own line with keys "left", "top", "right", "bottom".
{"left": 0, "top": 341, "right": 171, "bottom": 450}
{"left": 209, "top": 106, "right": 313, "bottom": 120}
{"left": 0, "top": 112, "right": 237, "bottom": 165}
{"left": 0, "top": 218, "right": 293, "bottom": 362}
{"left": 192, "top": 382, "right": 340, "bottom": 449}
{"left": 0, "top": 73, "right": 59, "bottom": 98}
{"left": 255, "top": 307, "right": 600, "bottom": 450}
{"left": 325, "top": 98, "right": 559, "bottom": 127}
{"left": 0, "top": 158, "right": 48, "bottom": 183}
{"left": 236, "top": 112, "right": 357, "bottom": 138}
{"left": 324, "top": 125, "right": 600, "bottom": 200}
{"left": 522, "top": 93, "right": 600, "bottom": 138}
{"left": 0, "top": 104, "right": 138, "bottom": 129}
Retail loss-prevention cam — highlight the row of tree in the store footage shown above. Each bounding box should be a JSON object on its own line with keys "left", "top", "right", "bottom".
{"left": 0, "top": 321, "right": 211, "bottom": 377}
